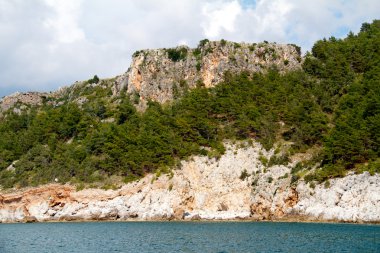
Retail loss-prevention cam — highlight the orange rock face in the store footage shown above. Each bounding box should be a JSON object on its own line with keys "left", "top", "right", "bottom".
{"left": 115, "top": 41, "right": 302, "bottom": 111}
{"left": 0, "top": 185, "right": 74, "bottom": 221}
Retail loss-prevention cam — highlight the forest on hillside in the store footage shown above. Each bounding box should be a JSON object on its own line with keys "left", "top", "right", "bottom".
{"left": 0, "top": 20, "right": 379, "bottom": 189}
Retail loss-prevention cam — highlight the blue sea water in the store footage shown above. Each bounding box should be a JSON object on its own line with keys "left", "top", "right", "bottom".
{"left": 0, "top": 222, "right": 379, "bottom": 253}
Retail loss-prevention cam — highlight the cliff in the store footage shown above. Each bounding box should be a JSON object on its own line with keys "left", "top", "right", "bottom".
{"left": 1, "top": 141, "right": 379, "bottom": 223}
{"left": 0, "top": 92, "right": 50, "bottom": 116}
{"left": 114, "top": 40, "right": 302, "bottom": 110}
{"left": 0, "top": 40, "right": 301, "bottom": 115}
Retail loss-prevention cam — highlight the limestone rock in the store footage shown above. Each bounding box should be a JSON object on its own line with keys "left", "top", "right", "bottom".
{"left": 23, "top": 216, "right": 37, "bottom": 223}
{"left": 291, "top": 172, "right": 380, "bottom": 222}
{"left": 115, "top": 41, "right": 302, "bottom": 110}
{"left": 0, "top": 92, "right": 49, "bottom": 116}
{"left": 0, "top": 40, "right": 302, "bottom": 114}
{"left": 0, "top": 141, "right": 379, "bottom": 223}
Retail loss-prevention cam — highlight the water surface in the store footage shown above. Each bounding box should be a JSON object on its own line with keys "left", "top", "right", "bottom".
{"left": 0, "top": 222, "right": 379, "bottom": 253}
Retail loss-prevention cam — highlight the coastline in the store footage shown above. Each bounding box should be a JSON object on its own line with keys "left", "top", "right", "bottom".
{"left": 1, "top": 143, "right": 379, "bottom": 225}
{"left": 2, "top": 216, "right": 380, "bottom": 225}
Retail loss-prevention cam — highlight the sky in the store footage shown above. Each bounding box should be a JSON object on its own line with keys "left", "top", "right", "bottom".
{"left": 0, "top": 0, "right": 379, "bottom": 98}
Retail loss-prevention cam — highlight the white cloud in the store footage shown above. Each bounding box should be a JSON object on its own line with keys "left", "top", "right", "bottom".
{"left": 0, "top": 0, "right": 379, "bottom": 97}
{"left": 201, "top": 0, "right": 380, "bottom": 51}
{"left": 202, "top": 0, "right": 242, "bottom": 38}
{"left": 44, "top": 0, "right": 85, "bottom": 43}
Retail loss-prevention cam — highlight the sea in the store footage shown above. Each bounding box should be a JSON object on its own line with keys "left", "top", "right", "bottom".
{"left": 0, "top": 221, "right": 379, "bottom": 253}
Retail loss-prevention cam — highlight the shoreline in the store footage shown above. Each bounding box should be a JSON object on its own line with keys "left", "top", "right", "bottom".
{"left": 1, "top": 149, "right": 379, "bottom": 225}
{"left": 1, "top": 216, "right": 380, "bottom": 225}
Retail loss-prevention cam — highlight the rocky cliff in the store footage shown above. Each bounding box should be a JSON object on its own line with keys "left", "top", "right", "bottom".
{"left": 0, "top": 40, "right": 301, "bottom": 115}
{"left": 0, "top": 92, "right": 50, "bottom": 116}
{"left": 1, "top": 141, "right": 378, "bottom": 223}
{"left": 114, "top": 40, "right": 302, "bottom": 110}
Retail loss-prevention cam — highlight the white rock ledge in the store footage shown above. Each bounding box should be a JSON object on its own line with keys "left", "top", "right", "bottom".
{"left": 1, "top": 143, "right": 379, "bottom": 223}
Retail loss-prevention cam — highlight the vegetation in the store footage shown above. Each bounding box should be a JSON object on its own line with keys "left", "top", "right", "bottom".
{"left": 248, "top": 44, "right": 256, "bottom": 52}
{"left": 289, "top": 44, "right": 301, "bottom": 56}
{"left": 198, "top": 39, "right": 210, "bottom": 48}
{"left": 303, "top": 20, "right": 380, "bottom": 182}
{"left": 0, "top": 20, "right": 379, "bottom": 188}
{"left": 87, "top": 75, "right": 100, "bottom": 84}
{"left": 166, "top": 47, "right": 188, "bottom": 62}
{"left": 239, "top": 169, "right": 249, "bottom": 180}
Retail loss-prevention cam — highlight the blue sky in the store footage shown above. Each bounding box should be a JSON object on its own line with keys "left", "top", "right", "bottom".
{"left": 0, "top": 0, "right": 379, "bottom": 98}
{"left": 240, "top": 0, "right": 256, "bottom": 8}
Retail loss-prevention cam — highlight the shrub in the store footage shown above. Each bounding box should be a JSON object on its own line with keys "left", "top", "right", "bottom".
{"left": 132, "top": 92, "right": 140, "bottom": 104}
{"left": 193, "top": 48, "right": 201, "bottom": 57}
{"left": 196, "top": 62, "right": 201, "bottom": 71}
{"left": 239, "top": 169, "right": 249, "bottom": 180}
{"left": 249, "top": 44, "right": 256, "bottom": 52}
{"left": 172, "top": 84, "right": 180, "bottom": 99}
{"left": 291, "top": 162, "right": 304, "bottom": 174}
{"left": 195, "top": 80, "right": 205, "bottom": 88}
{"left": 304, "top": 173, "right": 316, "bottom": 183}
{"left": 132, "top": 50, "right": 142, "bottom": 57}
{"left": 290, "top": 44, "right": 301, "bottom": 56}
{"left": 205, "top": 47, "right": 213, "bottom": 55}
{"left": 88, "top": 75, "right": 100, "bottom": 84}
{"left": 290, "top": 175, "right": 299, "bottom": 185}
{"left": 278, "top": 173, "right": 289, "bottom": 179}
{"left": 76, "top": 183, "right": 85, "bottom": 191}
{"left": 268, "top": 154, "right": 290, "bottom": 167}
{"left": 259, "top": 155, "right": 268, "bottom": 166}
{"left": 198, "top": 39, "right": 210, "bottom": 48}
{"left": 199, "top": 148, "right": 208, "bottom": 156}
{"left": 166, "top": 48, "right": 188, "bottom": 62}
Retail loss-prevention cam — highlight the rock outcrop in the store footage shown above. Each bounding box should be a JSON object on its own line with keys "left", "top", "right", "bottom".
{"left": 0, "top": 92, "right": 49, "bottom": 115}
{"left": 114, "top": 40, "right": 302, "bottom": 110}
{"left": 1, "top": 142, "right": 379, "bottom": 223}
{"left": 0, "top": 40, "right": 302, "bottom": 114}
{"left": 292, "top": 172, "right": 380, "bottom": 222}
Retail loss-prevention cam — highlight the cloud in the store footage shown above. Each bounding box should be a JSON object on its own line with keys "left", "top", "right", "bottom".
{"left": 202, "top": 0, "right": 242, "bottom": 38}
{"left": 0, "top": 0, "right": 379, "bottom": 97}
{"left": 44, "top": 0, "right": 85, "bottom": 44}
{"left": 201, "top": 0, "right": 380, "bottom": 51}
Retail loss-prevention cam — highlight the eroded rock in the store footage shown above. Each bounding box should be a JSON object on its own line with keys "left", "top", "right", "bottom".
{"left": 115, "top": 41, "right": 302, "bottom": 110}
{"left": 0, "top": 142, "right": 379, "bottom": 223}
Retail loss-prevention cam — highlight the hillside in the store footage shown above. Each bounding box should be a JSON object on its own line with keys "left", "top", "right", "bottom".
{"left": 116, "top": 40, "right": 301, "bottom": 110}
{"left": 0, "top": 20, "right": 379, "bottom": 192}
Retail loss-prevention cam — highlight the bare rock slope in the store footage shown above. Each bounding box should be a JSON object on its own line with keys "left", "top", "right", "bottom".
{"left": 1, "top": 142, "right": 379, "bottom": 223}
{"left": 0, "top": 92, "right": 49, "bottom": 116}
{"left": 114, "top": 40, "right": 302, "bottom": 109}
